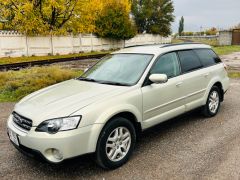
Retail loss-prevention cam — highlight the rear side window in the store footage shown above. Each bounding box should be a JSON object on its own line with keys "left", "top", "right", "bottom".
{"left": 178, "top": 50, "right": 202, "bottom": 73}
{"left": 194, "top": 49, "right": 221, "bottom": 67}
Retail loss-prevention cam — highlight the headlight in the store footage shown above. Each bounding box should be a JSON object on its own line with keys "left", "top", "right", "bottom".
{"left": 36, "top": 116, "right": 81, "bottom": 134}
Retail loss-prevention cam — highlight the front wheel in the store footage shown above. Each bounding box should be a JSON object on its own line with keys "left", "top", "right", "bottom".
{"left": 95, "top": 117, "right": 136, "bottom": 169}
{"left": 202, "top": 86, "right": 221, "bottom": 117}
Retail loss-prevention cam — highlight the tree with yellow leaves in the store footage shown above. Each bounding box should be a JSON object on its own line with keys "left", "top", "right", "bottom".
{"left": 0, "top": 0, "right": 94, "bottom": 35}
{"left": 95, "top": 0, "right": 136, "bottom": 40}
{"left": 0, "top": 0, "right": 136, "bottom": 40}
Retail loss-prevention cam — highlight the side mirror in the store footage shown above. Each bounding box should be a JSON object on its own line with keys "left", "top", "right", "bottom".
{"left": 149, "top": 74, "right": 168, "bottom": 84}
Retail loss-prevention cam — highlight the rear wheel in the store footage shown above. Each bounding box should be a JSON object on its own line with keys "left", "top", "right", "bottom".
{"left": 95, "top": 117, "right": 136, "bottom": 169}
{"left": 202, "top": 86, "right": 221, "bottom": 117}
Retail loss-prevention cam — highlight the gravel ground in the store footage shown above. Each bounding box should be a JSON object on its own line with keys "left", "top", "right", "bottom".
{"left": 0, "top": 79, "right": 240, "bottom": 180}
{"left": 221, "top": 52, "right": 240, "bottom": 71}
{"left": 52, "top": 59, "right": 98, "bottom": 71}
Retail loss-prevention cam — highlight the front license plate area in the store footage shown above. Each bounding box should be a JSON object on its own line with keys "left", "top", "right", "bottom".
{"left": 8, "top": 129, "right": 19, "bottom": 146}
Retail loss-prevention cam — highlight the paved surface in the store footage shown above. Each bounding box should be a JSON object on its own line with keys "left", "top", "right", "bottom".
{"left": 0, "top": 79, "right": 240, "bottom": 179}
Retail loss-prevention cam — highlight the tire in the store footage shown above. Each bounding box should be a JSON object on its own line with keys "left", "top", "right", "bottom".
{"left": 202, "top": 86, "right": 221, "bottom": 117}
{"left": 95, "top": 117, "right": 136, "bottom": 169}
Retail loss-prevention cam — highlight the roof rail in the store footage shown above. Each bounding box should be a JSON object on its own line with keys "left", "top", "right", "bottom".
{"left": 160, "top": 42, "right": 205, "bottom": 48}
{"left": 124, "top": 43, "right": 167, "bottom": 48}
{"left": 124, "top": 42, "right": 206, "bottom": 49}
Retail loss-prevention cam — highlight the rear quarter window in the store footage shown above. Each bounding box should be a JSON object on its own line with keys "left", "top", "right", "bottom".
{"left": 194, "top": 49, "right": 221, "bottom": 67}
{"left": 178, "top": 50, "right": 202, "bottom": 73}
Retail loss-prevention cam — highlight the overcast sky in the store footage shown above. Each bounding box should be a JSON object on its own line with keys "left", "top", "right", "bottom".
{"left": 172, "top": 0, "right": 240, "bottom": 33}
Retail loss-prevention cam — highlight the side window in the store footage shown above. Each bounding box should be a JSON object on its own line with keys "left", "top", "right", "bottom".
{"left": 178, "top": 50, "right": 202, "bottom": 73}
{"left": 151, "top": 52, "right": 180, "bottom": 78}
{"left": 194, "top": 49, "right": 221, "bottom": 67}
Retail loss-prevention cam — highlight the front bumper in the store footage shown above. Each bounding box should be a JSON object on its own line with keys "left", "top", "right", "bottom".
{"left": 7, "top": 115, "right": 104, "bottom": 163}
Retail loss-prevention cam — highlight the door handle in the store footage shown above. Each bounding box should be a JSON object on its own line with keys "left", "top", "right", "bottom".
{"left": 176, "top": 82, "right": 183, "bottom": 87}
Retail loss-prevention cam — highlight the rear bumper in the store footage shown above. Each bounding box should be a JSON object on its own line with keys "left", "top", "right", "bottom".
{"left": 7, "top": 115, "right": 104, "bottom": 163}
{"left": 222, "top": 76, "right": 230, "bottom": 93}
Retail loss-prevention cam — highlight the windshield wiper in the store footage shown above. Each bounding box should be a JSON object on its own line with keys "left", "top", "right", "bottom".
{"left": 99, "top": 81, "right": 130, "bottom": 86}
{"left": 77, "top": 77, "right": 98, "bottom": 82}
{"left": 78, "top": 78, "right": 130, "bottom": 86}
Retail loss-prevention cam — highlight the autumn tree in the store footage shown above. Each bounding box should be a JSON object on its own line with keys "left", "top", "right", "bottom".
{"left": 74, "top": 0, "right": 103, "bottom": 34}
{"left": 0, "top": 0, "right": 136, "bottom": 40}
{"left": 0, "top": 0, "right": 95, "bottom": 35}
{"left": 131, "top": 0, "right": 174, "bottom": 36}
{"left": 95, "top": 0, "right": 136, "bottom": 40}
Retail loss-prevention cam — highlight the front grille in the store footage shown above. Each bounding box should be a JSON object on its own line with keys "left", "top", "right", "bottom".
{"left": 12, "top": 112, "right": 32, "bottom": 131}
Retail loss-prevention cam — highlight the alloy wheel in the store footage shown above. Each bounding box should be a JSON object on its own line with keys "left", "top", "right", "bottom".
{"left": 105, "top": 127, "right": 131, "bottom": 162}
{"left": 208, "top": 90, "right": 220, "bottom": 114}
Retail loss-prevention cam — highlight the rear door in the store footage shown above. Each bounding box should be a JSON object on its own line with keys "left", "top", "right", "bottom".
{"left": 177, "top": 50, "right": 206, "bottom": 111}
{"left": 194, "top": 48, "right": 222, "bottom": 87}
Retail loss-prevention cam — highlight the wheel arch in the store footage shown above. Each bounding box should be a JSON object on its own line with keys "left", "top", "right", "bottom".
{"left": 212, "top": 81, "right": 224, "bottom": 102}
{"left": 108, "top": 111, "right": 142, "bottom": 137}
{"left": 95, "top": 105, "right": 143, "bottom": 139}
{"left": 204, "top": 78, "right": 224, "bottom": 105}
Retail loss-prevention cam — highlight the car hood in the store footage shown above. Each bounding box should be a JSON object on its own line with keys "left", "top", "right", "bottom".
{"left": 14, "top": 79, "right": 129, "bottom": 126}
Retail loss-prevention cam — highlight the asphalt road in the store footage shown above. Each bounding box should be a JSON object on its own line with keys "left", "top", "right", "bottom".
{"left": 0, "top": 79, "right": 240, "bottom": 180}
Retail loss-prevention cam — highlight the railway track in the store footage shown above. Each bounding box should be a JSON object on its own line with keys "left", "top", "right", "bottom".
{"left": 0, "top": 53, "right": 107, "bottom": 71}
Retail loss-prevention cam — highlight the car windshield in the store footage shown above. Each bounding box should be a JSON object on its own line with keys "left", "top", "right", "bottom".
{"left": 79, "top": 54, "right": 153, "bottom": 86}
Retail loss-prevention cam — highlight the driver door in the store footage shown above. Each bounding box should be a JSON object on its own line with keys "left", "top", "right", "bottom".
{"left": 141, "top": 52, "right": 186, "bottom": 129}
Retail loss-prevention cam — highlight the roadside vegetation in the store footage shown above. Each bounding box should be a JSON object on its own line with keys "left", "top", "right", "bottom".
{"left": 0, "top": 66, "right": 83, "bottom": 102}
{"left": 228, "top": 72, "right": 240, "bottom": 78}
{"left": 0, "top": 51, "right": 110, "bottom": 65}
{"left": 213, "top": 46, "right": 240, "bottom": 55}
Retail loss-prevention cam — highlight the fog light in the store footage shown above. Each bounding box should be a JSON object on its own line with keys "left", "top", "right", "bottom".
{"left": 52, "top": 149, "right": 63, "bottom": 160}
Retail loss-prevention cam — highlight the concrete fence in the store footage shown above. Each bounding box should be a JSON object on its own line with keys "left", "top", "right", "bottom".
{"left": 0, "top": 31, "right": 172, "bottom": 57}
{"left": 219, "top": 31, "right": 232, "bottom": 46}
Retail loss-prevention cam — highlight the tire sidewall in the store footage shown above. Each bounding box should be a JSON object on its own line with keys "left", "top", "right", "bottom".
{"left": 96, "top": 117, "right": 136, "bottom": 169}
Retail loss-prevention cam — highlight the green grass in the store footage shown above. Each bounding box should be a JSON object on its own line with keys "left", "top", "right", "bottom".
{"left": 213, "top": 46, "right": 240, "bottom": 55}
{"left": 0, "top": 66, "right": 83, "bottom": 102}
{"left": 171, "top": 38, "right": 219, "bottom": 46}
{"left": 0, "top": 51, "right": 110, "bottom": 65}
{"left": 228, "top": 72, "right": 240, "bottom": 78}
{"left": 195, "top": 39, "right": 219, "bottom": 47}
